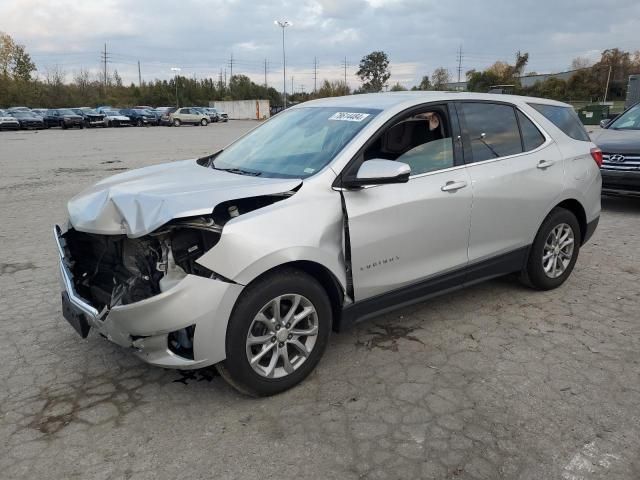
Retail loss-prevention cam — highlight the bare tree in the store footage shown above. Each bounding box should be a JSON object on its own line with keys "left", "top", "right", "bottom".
{"left": 431, "top": 67, "right": 450, "bottom": 90}
{"left": 571, "top": 56, "right": 592, "bottom": 70}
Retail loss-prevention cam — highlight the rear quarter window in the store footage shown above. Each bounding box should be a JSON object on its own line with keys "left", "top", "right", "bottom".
{"left": 528, "top": 103, "right": 590, "bottom": 142}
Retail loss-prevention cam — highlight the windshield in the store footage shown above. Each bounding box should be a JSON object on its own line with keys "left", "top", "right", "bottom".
{"left": 105, "top": 110, "right": 121, "bottom": 116}
{"left": 609, "top": 104, "right": 640, "bottom": 130}
{"left": 57, "top": 109, "right": 76, "bottom": 115}
{"left": 211, "top": 107, "right": 379, "bottom": 178}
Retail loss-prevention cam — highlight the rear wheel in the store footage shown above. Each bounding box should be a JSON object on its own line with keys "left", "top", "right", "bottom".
{"left": 200, "top": 118, "right": 208, "bottom": 126}
{"left": 137, "top": 119, "right": 143, "bottom": 127}
{"left": 217, "top": 269, "right": 332, "bottom": 396}
{"left": 173, "top": 118, "right": 181, "bottom": 127}
{"left": 521, "top": 207, "right": 581, "bottom": 290}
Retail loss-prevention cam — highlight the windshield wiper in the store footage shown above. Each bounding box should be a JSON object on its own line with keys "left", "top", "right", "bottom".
{"left": 214, "top": 167, "right": 262, "bottom": 176}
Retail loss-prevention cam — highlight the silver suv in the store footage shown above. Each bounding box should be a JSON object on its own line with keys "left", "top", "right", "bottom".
{"left": 54, "top": 93, "right": 601, "bottom": 396}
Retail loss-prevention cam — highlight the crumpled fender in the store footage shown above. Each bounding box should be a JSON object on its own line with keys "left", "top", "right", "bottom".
{"left": 197, "top": 184, "right": 347, "bottom": 290}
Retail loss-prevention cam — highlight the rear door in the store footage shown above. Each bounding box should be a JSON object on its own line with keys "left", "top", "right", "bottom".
{"left": 457, "top": 101, "right": 564, "bottom": 263}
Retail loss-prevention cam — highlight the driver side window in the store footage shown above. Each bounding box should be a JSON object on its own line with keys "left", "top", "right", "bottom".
{"left": 363, "top": 105, "right": 454, "bottom": 176}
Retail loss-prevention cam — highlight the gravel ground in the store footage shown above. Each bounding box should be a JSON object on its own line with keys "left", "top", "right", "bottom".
{"left": 0, "top": 124, "right": 639, "bottom": 480}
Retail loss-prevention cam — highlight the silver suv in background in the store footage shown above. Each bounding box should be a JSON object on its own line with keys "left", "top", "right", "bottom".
{"left": 54, "top": 92, "right": 601, "bottom": 396}
{"left": 169, "top": 107, "right": 209, "bottom": 126}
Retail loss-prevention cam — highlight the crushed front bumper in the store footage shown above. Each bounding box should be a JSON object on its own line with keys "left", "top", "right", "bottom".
{"left": 54, "top": 225, "right": 243, "bottom": 369}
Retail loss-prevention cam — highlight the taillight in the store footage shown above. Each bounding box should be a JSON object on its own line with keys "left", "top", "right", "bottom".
{"left": 590, "top": 147, "right": 603, "bottom": 168}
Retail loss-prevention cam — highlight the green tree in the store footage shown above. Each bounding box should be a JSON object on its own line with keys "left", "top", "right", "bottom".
{"left": 356, "top": 51, "right": 391, "bottom": 93}
{"left": 389, "top": 82, "right": 407, "bottom": 91}
{"left": 315, "top": 79, "right": 350, "bottom": 98}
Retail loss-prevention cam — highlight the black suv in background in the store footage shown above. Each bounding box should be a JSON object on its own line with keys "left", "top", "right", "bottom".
{"left": 591, "top": 102, "right": 640, "bottom": 196}
{"left": 119, "top": 108, "right": 159, "bottom": 127}
{"left": 44, "top": 109, "right": 84, "bottom": 129}
{"left": 72, "top": 108, "right": 106, "bottom": 128}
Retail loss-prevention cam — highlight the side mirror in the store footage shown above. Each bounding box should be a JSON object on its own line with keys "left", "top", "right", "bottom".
{"left": 599, "top": 119, "right": 610, "bottom": 128}
{"left": 342, "top": 159, "right": 411, "bottom": 188}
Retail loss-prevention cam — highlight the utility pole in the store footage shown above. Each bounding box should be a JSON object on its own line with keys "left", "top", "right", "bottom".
{"left": 456, "top": 45, "right": 463, "bottom": 83}
{"left": 291, "top": 76, "right": 294, "bottom": 98}
{"left": 224, "top": 68, "right": 227, "bottom": 87}
{"left": 229, "top": 53, "right": 234, "bottom": 80}
{"left": 299, "top": 84, "right": 305, "bottom": 94}
{"left": 219, "top": 69, "right": 223, "bottom": 89}
{"left": 264, "top": 59, "right": 268, "bottom": 88}
{"left": 100, "top": 43, "right": 109, "bottom": 94}
{"left": 137, "top": 60, "right": 142, "bottom": 87}
{"left": 313, "top": 57, "right": 318, "bottom": 93}
{"left": 342, "top": 57, "right": 348, "bottom": 86}
{"left": 603, "top": 64, "right": 612, "bottom": 103}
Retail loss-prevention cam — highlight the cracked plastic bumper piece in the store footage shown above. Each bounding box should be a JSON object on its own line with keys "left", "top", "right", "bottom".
{"left": 54, "top": 225, "right": 244, "bottom": 369}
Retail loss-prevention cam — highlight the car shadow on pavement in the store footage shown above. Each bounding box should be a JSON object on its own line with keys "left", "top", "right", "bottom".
{"left": 601, "top": 195, "right": 640, "bottom": 213}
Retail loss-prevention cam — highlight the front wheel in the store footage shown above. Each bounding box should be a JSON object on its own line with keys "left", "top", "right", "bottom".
{"left": 173, "top": 118, "right": 181, "bottom": 127}
{"left": 200, "top": 118, "right": 208, "bottom": 126}
{"left": 521, "top": 207, "right": 581, "bottom": 290}
{"left": 217, "top": 269, "right": 332, "bottom": 396}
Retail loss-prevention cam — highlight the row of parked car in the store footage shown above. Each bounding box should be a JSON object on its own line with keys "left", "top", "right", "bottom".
{"left": 0, "top": 105, "right": 229, "bottom": 131}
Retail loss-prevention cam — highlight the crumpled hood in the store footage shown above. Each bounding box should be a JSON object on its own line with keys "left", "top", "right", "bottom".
{"left": 590, "top": 129, "right": 640, "bottom": 154}
{"left": 68, "top": 159, "right": 302, "bottom": 237}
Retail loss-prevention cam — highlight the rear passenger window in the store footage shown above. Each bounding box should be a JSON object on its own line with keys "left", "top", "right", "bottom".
{"left": 529, "top": 103, "right": 590, "bottom": 141}
{"left": 460, "top": 103, "right": 523, "bottom": 162}
{"left": 517, "top": 111, "right": 545, "bottom": 151}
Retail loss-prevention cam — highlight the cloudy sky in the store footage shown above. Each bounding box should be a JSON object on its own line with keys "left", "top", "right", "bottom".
{"left": 1, "top": 0, "right": 639, "bottom": 91}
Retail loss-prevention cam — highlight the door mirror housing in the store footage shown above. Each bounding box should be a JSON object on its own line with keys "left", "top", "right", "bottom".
{"left": 342, "top": 159, "right": 411, "bottom": 188}
{"left": 599, "top": 119, "right": 610, "bottom": 128}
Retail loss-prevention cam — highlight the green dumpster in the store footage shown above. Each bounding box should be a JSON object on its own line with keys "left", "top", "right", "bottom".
{"left": 577, "top": 104, "right": 610, "bottom": 125}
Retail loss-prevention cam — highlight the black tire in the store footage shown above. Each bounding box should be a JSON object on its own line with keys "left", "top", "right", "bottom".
{"left": 200, "top": 118, "right": 208, "bottom": 126}
{"left": 521, "top": 207, "right": 581, "bottom": 290}
{"left": 137, "top": 119, "right": 143, "bottom": 127}
{"left": 173, "top": 118, "right": 181, "bottom": 127}
{"left": 61, "top": 123, "right": 67, "bottom": 130}
{"left": 217, "top": 268, "right": 332, "bottom": 397}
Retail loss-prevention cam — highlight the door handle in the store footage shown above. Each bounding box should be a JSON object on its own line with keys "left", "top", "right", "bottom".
{"left": 441, "top": 180, "right": 468, "bottom": 192}
{"left": 536, "top": 160, "right": 555, "bottom": 169}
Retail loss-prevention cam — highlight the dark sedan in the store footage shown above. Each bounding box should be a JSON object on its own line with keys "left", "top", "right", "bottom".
{"left": 72, "top": 108, "right": 106, "bottom": 128}
{"left": 591, "top": 103, "right": 640, "bottom": 196}
{"left": 44, "top": 109, "right": 85, "bottom": 129}
{"left": 9, "top": 111, "right": 46, "bottom": 130}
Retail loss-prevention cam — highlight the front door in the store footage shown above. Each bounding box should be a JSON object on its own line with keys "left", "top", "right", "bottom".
{"left": 341, "top": 103, "right": 472, "bottom": 301}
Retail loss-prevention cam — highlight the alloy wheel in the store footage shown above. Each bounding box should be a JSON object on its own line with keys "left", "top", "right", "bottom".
{"left": 542, "top": 223, "right": 575, "bottom": 279}
{"left": 245, "top": 294, "right": 319, "bottom": 379}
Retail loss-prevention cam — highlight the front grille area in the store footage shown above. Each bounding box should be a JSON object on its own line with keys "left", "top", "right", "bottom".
{"left": 602, "top": 153, "right": 640, "bottom": 171}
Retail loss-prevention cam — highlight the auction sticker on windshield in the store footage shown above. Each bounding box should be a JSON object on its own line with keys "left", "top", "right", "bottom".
{"left": 329, "top": 112, "right": 371, "bottom": 122}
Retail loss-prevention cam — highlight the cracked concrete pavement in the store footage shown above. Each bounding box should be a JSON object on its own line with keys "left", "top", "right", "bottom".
{"left": 0, "top": 124, "right": 639, "bottom": 479}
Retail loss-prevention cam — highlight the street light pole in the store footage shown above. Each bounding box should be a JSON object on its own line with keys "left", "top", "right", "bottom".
{"left": 274, "top": 20, "right": 292, "bottom": 109}
{"left": 171, "top": 67, "right": 181, "bottom": 107}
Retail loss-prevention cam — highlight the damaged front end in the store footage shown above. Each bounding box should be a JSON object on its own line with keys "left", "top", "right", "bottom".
{"left": 57, "top": 215, "right": 223, "bottom": 359}
{"left": 62, "top": 216, "right": 222, "bottom": 311}
{"left": 55, "top": 187, "right": 298, "bottom": 365}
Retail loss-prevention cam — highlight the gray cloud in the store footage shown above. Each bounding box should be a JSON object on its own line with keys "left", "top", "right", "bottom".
{"left": 2, "top": 0, "right": 639, "bottom": 91}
